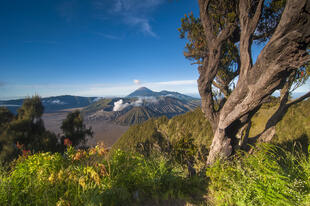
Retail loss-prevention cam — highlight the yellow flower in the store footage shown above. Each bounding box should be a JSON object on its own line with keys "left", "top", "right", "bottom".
{"left": 84, "top": 166, "right": 100, "bottom": 185}
{"left": 97, "top": 142, "right": 106, "bottom": 156}
{"left": 48, "top": 173, "right": 56, "bottom": 183}
{"left": 79, "top": 177, "right": 86, "bottom": 189}
{"left": 89, "top": 148, "right": 97, "bottom": 156}
{"left": 56, "top": 198, "right": 71, "bottom": 206}
{"left": 57, "top": 170, "right": 64, "bottom": 181}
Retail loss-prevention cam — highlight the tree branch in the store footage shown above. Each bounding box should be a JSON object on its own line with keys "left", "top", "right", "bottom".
{"left": 217, "top": 24, "right": 237, "bottom": 43}
{"left": 288, "top": 91, "right": 310, "bottom": 106}
{"left": 250, "top": 0, "right": 265, "bottom": 34}
{"left": 213, "top": 80, "right": 230, "bottom": 98}
{"left": 198, "top": 0, "right": 216, "bottom": 42}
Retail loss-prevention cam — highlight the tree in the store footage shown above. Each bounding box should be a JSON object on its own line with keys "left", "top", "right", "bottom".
{"left": 0, "top": 96, "right": 59, "bottom": 163}
{"left": 0, "top": 107, "right": 14, "bottom": 129}
{"left": 180, "top": 0, "right": 310, "bottom": 164}
{"left": 17, "top": 95, "right": 44, "bottom": 121}
{"left": 60, "top": 110, "right": 93, "bottom": 147}
{"left": 13, "top": 96, "right": 59, "bottom": 152}
{"left": 0, "top": 107, "right": 16, "bottom": 162}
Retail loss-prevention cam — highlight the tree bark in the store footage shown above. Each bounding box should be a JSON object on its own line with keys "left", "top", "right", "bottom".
{"left": 202, "top": 0, "right": 310, "bottom": 165}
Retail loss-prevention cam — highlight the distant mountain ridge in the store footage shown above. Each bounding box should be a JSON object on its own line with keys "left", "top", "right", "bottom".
{"left": 0, "top": 95, "right": 97, "bottom": 113}
{"left": 83, "top": 87, "right": 201, "bottom": 125}
{"left": 0, "top": 88, "right": 201, "bottom": 124}
{"left": 127, "top": 87, "right": 198, "bottom": 101}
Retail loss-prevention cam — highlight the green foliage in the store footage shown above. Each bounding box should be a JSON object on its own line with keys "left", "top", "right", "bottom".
{"left": 273, "top": 98, "right": 310, "bottom": 144}
{"left": 178, "top": 12, "right": 239, "bottom": 95}
{"left": 0, "top": 107, "right": 14, "bottom": 129}
{"left": 114, "top": 108, "right": 213, "bottom": 153}
{"left": 0, "top": 146, "right": 206, "bottom": 205}
{"left": 113, "top": 117, "right": 167, "bottom": 152}
{"left": 82, "top": 98, "right": 113, "bottom": 115}
{"left": 113, "top": 109, "right": 213, "bottom": 174}
{"left": 60, "top": 110, "right": 93, "bottom": 148}
{"left": 207, "top": 144, "right": 310, "bottom": 205}
{"left": 17, "top": 96, "right": 43, "bottom": 121}
{"left": 12, "top": 97, "right": 59, "bottom": 153}
{"left": 171, "top": 134, "right": 196, "bottom": 167}
{"left": 0, "top": 108, "right": 16, "bottom": 162}
{"left": 0, "top": 96, "right": 61, "bottom": 163}
{"left": 249, "top": 98, "right": 310, "bottom": 144}
{"left": 161, "top": 107, "right": 213, "bottom": 147}
{"left": 1, "top": 96, "right": 310, "bottom": 205}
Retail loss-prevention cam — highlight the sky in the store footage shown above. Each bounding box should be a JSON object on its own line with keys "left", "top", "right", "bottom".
{"left": 0, "top": 0, "right": 201, "bottom": 99}
{"left": 0, "top": 0, "right": 308, "bottom": 100}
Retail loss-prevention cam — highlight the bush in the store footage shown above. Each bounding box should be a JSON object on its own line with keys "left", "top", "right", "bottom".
{"left": 0, "top": 145, "right": 206, "bottom": 205}
{"left": 207, "top": 144, "right": 310, "bottom": 206}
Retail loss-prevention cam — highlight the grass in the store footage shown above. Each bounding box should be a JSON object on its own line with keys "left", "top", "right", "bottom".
{"left": 0, "top": 144, "right": 206, "bottom": 206}
{"left": 2, "top": 141, "right": 310, "bottom": 205}
{"left": 2, "top": 98, "right": 310, "bottom": 205}
{"left": 207, "top": 144, "right": 310, "bottom": 206}
{"left": 249, "top": 98, "right": 310, "bottom": 143}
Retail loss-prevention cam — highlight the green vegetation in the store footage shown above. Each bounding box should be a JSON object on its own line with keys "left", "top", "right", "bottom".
{"left": 249, "top": 97, "right": 310, "bottom": 145}
{"left": 60, "top": 110, "right": 93, "bottom": 147}
{"left": 113, "top": 108, "right": 213, "bottom": 152}
{"left": 115, "top": 97, "right": 310, "bottom": 153}
{"left": 207, "top": 144, "right": 310, "bottom": 205}
{"left": 0, "top": 96, "right": 92, "bottom": 164}
{"left": 0, "top": 145, "right": 206, "bottom": 205}
{"left": 0, "top": 96, "right": 59, "bottom": 163}
{"left": 82, "top": 98, "right": 114, "bottom": 114}
{"left": 1, "top": 96, "right": 310, "bottom": 205}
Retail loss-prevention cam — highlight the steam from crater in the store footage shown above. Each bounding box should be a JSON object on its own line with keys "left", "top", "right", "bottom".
{"left": 113, "top": 99, "right": 130, "bottom": 111}
{"left": 113, "top": 97, "right": 159, "bottom": 111}
{"left": 132, "top": 97, "right": 158, "bottom": 106}
{"left": 131, "top": 98, "right": 143, "bottom": 107}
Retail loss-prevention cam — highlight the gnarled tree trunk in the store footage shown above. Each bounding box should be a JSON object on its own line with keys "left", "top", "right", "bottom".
{"left": 197, "top": 0, "right": 310, "bottom": 165}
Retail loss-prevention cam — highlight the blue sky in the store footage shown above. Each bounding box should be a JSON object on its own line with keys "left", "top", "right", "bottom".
{"left": 0, "top": 0, "right": 201, "bottom": 99}
{"left": 0, "top": 0, "right": 308, "bottom": 100}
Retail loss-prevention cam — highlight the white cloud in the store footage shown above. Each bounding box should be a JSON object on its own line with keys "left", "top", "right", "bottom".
{"left": 124, "top": 16, "right": 157, "bottom": 37}
{"left": 133, "top": 79, "right": 140, "bottom": 85}
{"left": 131, "top": 98, "right": 143, "bottom": 106}
{"left": 131, "top": 96, "right": 158, "bottom": 107}
{"left": 93, "top": 0, "right": 164, "bottom": 37}
{"left": 113, "top": 99, "right": 130, "bottom": 111}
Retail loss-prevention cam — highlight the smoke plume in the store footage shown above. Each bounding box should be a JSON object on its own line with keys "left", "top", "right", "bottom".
{"left": 113, "top": 99, "right": 130, "bottom": 111}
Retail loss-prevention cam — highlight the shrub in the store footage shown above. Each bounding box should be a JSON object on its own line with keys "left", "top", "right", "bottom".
{"left": 0, "top": 145, "right": 206, "bottom": 205}
{"left": 207, "top": 144, "right": 310, "bottom": 206}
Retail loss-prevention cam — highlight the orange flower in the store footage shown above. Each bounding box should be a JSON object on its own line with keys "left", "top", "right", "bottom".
{"left": 73, "top": 150, "right": 84, "bottom": 161}
{"left": 64, "top": 138, "right": 72, "bottom": 146}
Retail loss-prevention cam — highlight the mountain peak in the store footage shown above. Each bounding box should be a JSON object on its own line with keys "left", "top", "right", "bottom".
{"left": 127, "top": 87, "right": 155, "bottom": 97}
{"left": 127, "top": 87, "right": 198, "bottom": 101}
{"left": 136, "top": 87, "right": 152, "bottom": 92}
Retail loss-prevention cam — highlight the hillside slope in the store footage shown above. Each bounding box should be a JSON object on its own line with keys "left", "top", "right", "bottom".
{"left": 113, "top": 107, "right": 213, "bottom": 152}
{"left": 113, "top": 98, "right": 310, "bottom": 152}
